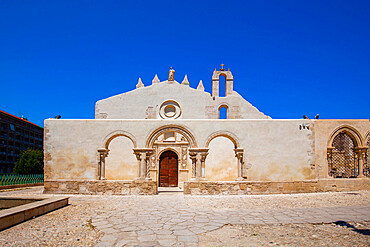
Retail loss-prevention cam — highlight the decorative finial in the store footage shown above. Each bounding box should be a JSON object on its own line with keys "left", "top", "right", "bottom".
{"left": 136, "top": 78, "right": 144, "bottom": 88}
{"left": 197, "top": 80, "right": 204, "bottom": 91}
{"left": 152, "top": 74, "right": 160, "bottom": 84}
{"left": 168, "top": 67, "right": 175, "bottom": 81}
{"left": 181, "top": 74, "right": 189, "bottom": 85}
{"left": 220, "top": 64, "right": 225, "bottom": 71}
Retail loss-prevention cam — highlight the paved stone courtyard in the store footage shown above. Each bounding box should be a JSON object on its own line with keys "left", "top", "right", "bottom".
{"left": 0, "top": 187, "right": 369, "bottom": 246}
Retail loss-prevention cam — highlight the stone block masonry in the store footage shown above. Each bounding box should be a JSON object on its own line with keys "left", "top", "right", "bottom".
{"left": 44, "top": 180, "right": 157, "bottom": 195}
{"left": 184, "top": 178, "right": 370, "bottom": 195}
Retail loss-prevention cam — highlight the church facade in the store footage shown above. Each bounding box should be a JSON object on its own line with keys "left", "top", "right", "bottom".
{"left": 44, "top": 66, "right": 370, "bottom": 195}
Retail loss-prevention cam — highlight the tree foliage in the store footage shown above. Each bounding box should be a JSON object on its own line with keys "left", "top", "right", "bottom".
{"left": 13, "top": 149, "right": 44, "bottom": 174}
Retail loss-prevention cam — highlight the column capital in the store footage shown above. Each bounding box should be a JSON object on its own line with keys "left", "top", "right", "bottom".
{"left": 98, "top": 148, "right": 109, "bottom": 157}
{"left": 234, "top": 148, "right": 244, "bottom": 158}
{"left": 355, "top": 146, "right": 368, "bottom": 154}
{"left": 189, "top": 148, "right": 208, "bottom": 155}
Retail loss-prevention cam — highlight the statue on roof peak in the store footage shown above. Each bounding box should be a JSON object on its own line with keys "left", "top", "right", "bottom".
{"left": 168, "top": 67, "right": 175, "bottom": 81}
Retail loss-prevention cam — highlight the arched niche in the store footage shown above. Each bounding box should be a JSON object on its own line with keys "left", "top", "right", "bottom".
{"left": 205, "top": 136, "right": 238, "bottom": 181}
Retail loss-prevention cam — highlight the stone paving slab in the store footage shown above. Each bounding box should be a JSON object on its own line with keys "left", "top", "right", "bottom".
{"left": 92, "top": 194, "right": 370, "bottom": 247}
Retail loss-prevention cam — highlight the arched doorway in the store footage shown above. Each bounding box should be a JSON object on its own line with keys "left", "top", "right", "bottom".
{"left": 159, "top": 150, "right": 178, "bottom": 187}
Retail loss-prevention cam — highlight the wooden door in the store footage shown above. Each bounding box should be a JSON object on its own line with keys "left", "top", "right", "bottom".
{"left": 159, "top": 151, "right": 178, "bottom": 187}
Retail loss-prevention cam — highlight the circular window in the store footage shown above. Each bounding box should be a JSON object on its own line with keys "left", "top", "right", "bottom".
{"left": 164, "top": 105, "right": 176, "bottom": 117}
{"left": 159, "top": 100, "right": 181, "bottom": 119}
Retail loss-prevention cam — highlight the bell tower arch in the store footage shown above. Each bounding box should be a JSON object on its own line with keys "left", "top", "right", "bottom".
{"left": 212, "top": 64, "right": 234, "bottom": 97}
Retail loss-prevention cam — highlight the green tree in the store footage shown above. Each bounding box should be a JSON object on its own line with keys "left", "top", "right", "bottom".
{"left": 13, "top": 149, "right": 44, "bottom": 174}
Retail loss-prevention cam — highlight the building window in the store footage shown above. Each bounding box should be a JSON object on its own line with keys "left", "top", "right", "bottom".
{"left": 328, "top": 132, "right": 358, "bottom": 178}
{"left": 219, "top": 105, "right": 228, "bottom": 119}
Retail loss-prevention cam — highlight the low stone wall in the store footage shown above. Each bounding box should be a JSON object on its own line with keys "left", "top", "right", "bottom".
{"left": 184, "top": 178, "right": 370, "bottom": 195}
{"left": 44, "top": 180, "right": 157, "bottom": 195}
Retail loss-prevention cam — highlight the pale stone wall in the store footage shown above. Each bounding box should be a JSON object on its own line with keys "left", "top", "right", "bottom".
{"left": 44, "top": 119, "right": 315, "bottom": 182}
{"left": 95, "top": 81, "right": 269, "bottom": 120}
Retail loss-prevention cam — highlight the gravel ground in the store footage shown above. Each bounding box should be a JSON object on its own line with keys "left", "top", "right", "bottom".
{"left": 199, "top": 221, "right": 370, "bottom": 247}
{"left": 0, "top": 187, "right": 369, "bottom": 247}
{"left": 0, "top": 191, "right": 103, "bottom": 246}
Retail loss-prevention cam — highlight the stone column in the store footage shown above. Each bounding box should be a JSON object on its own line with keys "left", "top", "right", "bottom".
{"left": 189, "top": 152, "right": 197, "bottom": 180}
{"left": 145, "top": 150, "right": 153, "bottom": 180}
{"left": 97, "top": 148, "right": 109, "bottom": 180}
{"left": 133, "top": 148, "right": 154, "bottom": 180}
{"left": 326, "top": 147, "right": 334, "bottom": 178}
{"left": 141, "top": 152, "right": 147, "bottom": 179}
{"left": 200, "top": 152, "right": 208, "bottom": 179}
{"left": 196, "top": 153, "right": 202, "bottom": 179}
{"left": 355, "top": 147, "right": 368, "bottom": 178}
{"left": 234, "top": 148, "right": 245, "bottom": 180}
{"left": 134, "top": 151, "right": 142, "bottom": 179}
{"left": 189, "top": 148, "right": 209, "bottom": 181}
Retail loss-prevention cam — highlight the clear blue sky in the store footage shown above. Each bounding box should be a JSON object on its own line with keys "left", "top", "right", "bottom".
{"left": 0, "top": 0, "right": 369, "bottom": 127}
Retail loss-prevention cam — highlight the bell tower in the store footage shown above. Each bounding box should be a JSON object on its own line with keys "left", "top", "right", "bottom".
{"left": 212, "top": 64, "right": 234, "bottom": 97}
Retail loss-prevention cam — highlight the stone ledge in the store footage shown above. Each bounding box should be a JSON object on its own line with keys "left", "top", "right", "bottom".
{"left": 44, "top": 180, "right": 157, "bottom": 195}
{"left": 183, "top": 178, "right": 370, "bottom": 195}
{"left": 0, "top": 196, "right": 69, "bottom": 230}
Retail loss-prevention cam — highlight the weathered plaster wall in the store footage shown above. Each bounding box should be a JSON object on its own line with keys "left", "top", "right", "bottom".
{"left": 44, "top": 119, "right": 315, "bottom": 182}
{"left": 205, "top": 137, "right": 238, "bottom": 181}
{"left": 95, "top": 81, "right": 268, "bottom": 120}
{"left": 314, "top": 119, "right": 370, "bottom": 178}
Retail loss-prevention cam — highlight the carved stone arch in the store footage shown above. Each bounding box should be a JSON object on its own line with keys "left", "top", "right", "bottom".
{"left": 327, "top": 125, "right": 363, "bottom": 148}
{"left": 146, "top": 124, "right": 197, "bottom": 148}
{"left": 158, "top": 147, "right": 180, "bottom": 158}
{"left": 365, "top": 131, "right": 370, "bottom": 145}
{"left": 102, "top": 130, "right": 137, "bottom": 149}
{"left": 218, "top": 102, "right": 230, "bottom": 110}
{"left": 205, "top": 131, "right": 240, "bottom": 149}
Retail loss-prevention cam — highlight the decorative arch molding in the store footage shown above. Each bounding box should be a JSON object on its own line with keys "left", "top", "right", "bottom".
{"left": 145, "top": 124, "right": 198, "bottom": 148}
{"left": 218, "top": 103, "right": 230, "bottom": 110}
{"left": 205, "top": 131, "right": 240, "bottom": 149}
{"left": 365, "top": 131, "right": 370, "bottom": 145}
{"left": 327, "top": 125, "right": 363, "bottom": 148}
{"left": 102, "top": 130, "right": 137, "bottom": 149}
{"left": 158, "top": 148, "right": 180, "bottom": 158}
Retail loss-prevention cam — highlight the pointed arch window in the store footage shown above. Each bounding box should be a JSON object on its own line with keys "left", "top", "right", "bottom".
{"left": 327, "top": 132, "right": 359, "bottom": 178}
